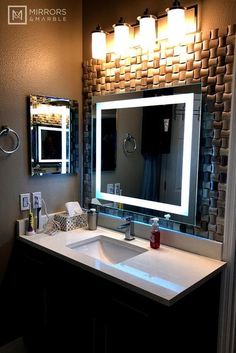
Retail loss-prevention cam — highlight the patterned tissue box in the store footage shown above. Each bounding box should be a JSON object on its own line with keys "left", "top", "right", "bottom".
{"left": 54, "top": 210, "right": 88, "bottom": 231}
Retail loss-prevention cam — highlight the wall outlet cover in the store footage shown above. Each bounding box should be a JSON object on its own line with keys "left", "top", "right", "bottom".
{"left": 114, "top": 183, "right": 121, "bottom": 195}
{"left": 20, "top": 193, "right": 30, "bottom": 211}
{"left": 107, "top": 184, "right": 114, "bottom": 194}
{"left": 32, "top": 191, "right": 42, "bottom": 209}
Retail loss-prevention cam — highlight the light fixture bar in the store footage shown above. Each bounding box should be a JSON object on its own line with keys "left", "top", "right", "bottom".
{"left": 91, "top": 3, "right": 197, "bottom": 58}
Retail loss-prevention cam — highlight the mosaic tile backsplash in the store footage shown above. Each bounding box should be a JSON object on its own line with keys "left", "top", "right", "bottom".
{"left": 83, "top": 25, "right": 236, "bottom": 242}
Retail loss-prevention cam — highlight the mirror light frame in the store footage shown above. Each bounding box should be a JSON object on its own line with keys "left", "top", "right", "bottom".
{"left": 29, "top": 94, "right": 79, "bottom": 177}
{"left": 95, "top": 92, "right": 195, "bottom": 217}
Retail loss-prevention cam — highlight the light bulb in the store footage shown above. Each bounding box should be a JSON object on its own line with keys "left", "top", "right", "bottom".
{"left": 137, "top": 10, "right": 157, "bottom": 52}
{"left": 91, "top": 25, "right": 106, "bottom": 60}
{"left": 113, "top": 18, "right": 130, "bottom": 56}
{"left": 166, "top": 1, "right": 186, "bottom": 46}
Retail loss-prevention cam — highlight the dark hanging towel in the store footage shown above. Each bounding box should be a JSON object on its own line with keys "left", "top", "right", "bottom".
{"left": 141, "top": 103, "right": 172, "bottom": 156}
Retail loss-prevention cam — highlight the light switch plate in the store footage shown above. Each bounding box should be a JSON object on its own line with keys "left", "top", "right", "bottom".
{"left": 20, "top": 193, "right": 30, "bottom": 211}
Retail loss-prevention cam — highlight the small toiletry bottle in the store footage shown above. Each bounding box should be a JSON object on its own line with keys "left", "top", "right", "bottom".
{"left": 150, "top": 217, "right": 160, "bottom": 249}
{"left": 118, "top": 189, "right": 123, "bottom": 210}
{"left": 88, "top": 208, "right": 98, "bottom": 230}
{"left": 164, "top": 213, "right": 172, "bottom": 229}
{"left": 27, "top": 203, "right": 35, "bottom": 235}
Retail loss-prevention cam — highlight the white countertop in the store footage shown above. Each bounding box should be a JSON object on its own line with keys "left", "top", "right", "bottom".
{"left": 18, "top": 226, "right": 226, "bottom": 306}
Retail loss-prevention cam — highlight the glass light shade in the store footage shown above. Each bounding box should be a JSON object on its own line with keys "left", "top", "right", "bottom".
{"left": 113, "top": 23, "right": 130, "bottom": 56}
{"left": 92, "top": 30, "right": 106, "bottom": 60}
{"left": 138, "top": 15, "right": 157, "bottom": 52}
{"left": 167, "top": 7, "right": 185, "bottom": 45}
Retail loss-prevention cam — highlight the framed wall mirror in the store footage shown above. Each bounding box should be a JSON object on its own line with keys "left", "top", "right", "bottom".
{"left": 29, "top": 95, "right": 79, "bottom": 176}
{"left": 92, "top": 84, "right": 202, "bottom": 225}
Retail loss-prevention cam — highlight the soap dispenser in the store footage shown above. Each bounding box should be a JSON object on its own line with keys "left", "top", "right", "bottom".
{"left": 150, "top": 217, "right": 160, "bottom": 249}
{"left": 88, "top": 208, "right": 98, "bottom": 230}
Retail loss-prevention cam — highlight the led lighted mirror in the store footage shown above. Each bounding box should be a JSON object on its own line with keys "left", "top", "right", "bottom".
{"left": 29, "top": 95, "right": 79, "bottom": 176}
{"left": 92, "top": 85, "right": 201, "bottom": 224}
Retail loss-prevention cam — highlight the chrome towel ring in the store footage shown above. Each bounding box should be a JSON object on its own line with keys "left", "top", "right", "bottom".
{"left": 0, "top": 126, "right": 20, "bottom": 154}
{"left": 123, "top": 133, "right": 137, "bottom": 157}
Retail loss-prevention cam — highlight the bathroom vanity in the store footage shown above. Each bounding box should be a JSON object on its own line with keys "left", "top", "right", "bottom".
{"left": 16, "top": 226, "right": 225, "bottom": 353}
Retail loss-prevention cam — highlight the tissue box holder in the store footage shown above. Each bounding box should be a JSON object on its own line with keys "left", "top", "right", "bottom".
{"left": 54, "top": 211, "right": 88, "bottom": 231}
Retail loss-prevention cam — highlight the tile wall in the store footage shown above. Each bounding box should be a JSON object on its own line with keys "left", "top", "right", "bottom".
{"left": 83, "top": 25, "right": 236, "bottom": 241}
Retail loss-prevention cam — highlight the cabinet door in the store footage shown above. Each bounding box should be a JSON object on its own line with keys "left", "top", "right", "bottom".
{"left": 104, "top": 295, "right": 151, "bottom": 353}
{"left": 16, "top": 242, "right": 221, "bottom": 353}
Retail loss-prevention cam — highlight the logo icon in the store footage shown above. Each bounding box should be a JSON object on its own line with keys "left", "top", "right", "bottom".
{"left": 8, "top": 5, "right": 27, "bottom": 25}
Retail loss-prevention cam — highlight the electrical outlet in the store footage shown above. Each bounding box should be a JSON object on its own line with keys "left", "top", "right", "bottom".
{"left": 32, "top": 192, "right": 42, "bottom": 209}
{"left": 20, "top": 193, "right": 30, "bottom": 211}
{"left": 107, "top": 184, "right": 114, "bottom": 194}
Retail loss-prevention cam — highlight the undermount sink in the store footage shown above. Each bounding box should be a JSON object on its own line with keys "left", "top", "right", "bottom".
{"left": 66, "top": 235, "right": 147, "bottom": 264}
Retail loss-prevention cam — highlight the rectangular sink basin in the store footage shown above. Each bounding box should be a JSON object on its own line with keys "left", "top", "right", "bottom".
{"left": 67, "top": 235, "right": 147, "bottom": 264}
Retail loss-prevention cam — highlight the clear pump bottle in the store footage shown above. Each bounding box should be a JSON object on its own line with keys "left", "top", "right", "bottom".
{"left": 150, "top": 217, "right": 160, "bottom": 249}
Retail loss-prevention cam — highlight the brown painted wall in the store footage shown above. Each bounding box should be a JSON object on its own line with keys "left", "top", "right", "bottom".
{"left": 82, "top": 0, "right": 236, "bottom": 60}
{"left": 0, "top": 0, "right": 83, "bottom": 285}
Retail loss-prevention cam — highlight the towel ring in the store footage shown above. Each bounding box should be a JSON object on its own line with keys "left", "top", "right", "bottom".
{"left": 0, "top": 126, "right": 20, "bottom": 154}
{"left": 123, "top": 133, "right": 137, "bottom": 157}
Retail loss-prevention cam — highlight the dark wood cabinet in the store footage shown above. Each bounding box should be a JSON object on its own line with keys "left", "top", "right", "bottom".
{"left": 16, "top": 240, "right": 221, "bottom": 353}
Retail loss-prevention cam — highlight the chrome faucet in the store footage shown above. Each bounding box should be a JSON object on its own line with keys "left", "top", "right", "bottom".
{"left": 117, "top": 216, "right": 135, "bottom": 241}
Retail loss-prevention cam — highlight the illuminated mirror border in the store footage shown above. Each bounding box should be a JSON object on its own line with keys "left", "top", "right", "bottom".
{"left": 95, "top": 93, "right": 195, "bottom": 217}
{"left": 29, "top": 95, "right": 79, "bottom": 177}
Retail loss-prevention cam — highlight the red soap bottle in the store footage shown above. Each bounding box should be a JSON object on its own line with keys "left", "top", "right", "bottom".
{"left": 150, "top": 217, "right": 160, "bottom": 249}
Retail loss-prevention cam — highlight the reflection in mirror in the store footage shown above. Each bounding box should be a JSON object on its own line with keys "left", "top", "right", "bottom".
{"left": 92, "top": 84, "right": 202, "bottom": 225}
{"left": 29, "top": 95, "right": 79, "bottom": 176}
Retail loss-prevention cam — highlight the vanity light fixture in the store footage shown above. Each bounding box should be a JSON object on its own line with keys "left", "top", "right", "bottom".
{"left": 113, "top": 17, "right": 130, "bottom": 56}
{"left": 91, "top": 25, "right": 106, "bottom": 60}
{"left": 137, "top": 8, "right": 157, "bottom": 52}
{"left": 166, "top": 0, "right": 186, "bottom": 45}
